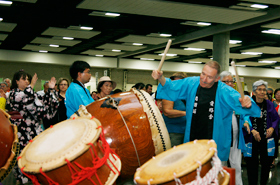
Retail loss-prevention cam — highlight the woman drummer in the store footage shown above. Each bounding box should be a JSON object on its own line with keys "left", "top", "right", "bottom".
{"left": 6, "top": 70, "right": 59, "bottom": 184}
{"left": 243, "top": 80, "right": 279, "bottom": 185}
{"left": 92, "top": 76, "right": 116, "bottom": 101}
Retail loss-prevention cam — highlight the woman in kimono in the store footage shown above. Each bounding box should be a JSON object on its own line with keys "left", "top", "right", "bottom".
{"left": 6, "top": 70, "right": 59, "bottom": 184}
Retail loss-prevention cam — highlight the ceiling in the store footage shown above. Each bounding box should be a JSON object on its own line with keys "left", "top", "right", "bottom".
{"left": 2, "top": 0, "right": 280, "bottom": 68}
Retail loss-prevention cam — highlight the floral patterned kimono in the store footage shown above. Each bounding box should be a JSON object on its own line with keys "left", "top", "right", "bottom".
{"left": 6, "top": 85, "right": 59, "bottom": 184}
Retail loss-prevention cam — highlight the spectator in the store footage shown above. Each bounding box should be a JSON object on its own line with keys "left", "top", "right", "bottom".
{"left": 57, "top": 78, "right": 69, "bottom": 122}
{"left": 133, "top": 82, "right": 145, "bottom": 90}
{"left": 4, "top": 78, "right": 11, "bottom": 92}
{"left": 145, "top": 84, "right": 153, "bottom": 95}
{"left": 37, "top": 81, "right": 49, "bottom": 97}
{"left": 92, "top": 76, "right": 116, "bottom": 100}
{"left": 243, "top": 80, "right": 279, "bottom": 185}
{"left": 113, "top": 88, "right": 122, "bottom": 94}
{"left": 6, "top": 70, "right": 59, "bottom": 184}
{"left": 162, "top": 72, "right": 187, "bottom": 147}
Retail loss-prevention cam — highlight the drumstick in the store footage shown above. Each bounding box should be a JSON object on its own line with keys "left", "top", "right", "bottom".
{"left": 231, "top": 61, "right": 244, "bottom": 98}
{"left": 157, "top": 39, "right": 172, "bottom": 71}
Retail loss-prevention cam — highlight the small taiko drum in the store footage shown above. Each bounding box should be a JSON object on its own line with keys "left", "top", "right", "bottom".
{"left": 17, "top": 116, "right": 121, "bottom": 185}
{"left": 0, "top": 109, "right": 19, "bottom": 182}
{"left": 74, "top": 89, "right": 171, "bottom": 179}
{"left": 134, "top": 140, "right": 228, "bottom": 185}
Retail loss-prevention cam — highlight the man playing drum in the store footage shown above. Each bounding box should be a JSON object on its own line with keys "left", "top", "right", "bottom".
{"left": 65, "top": 60, "right": 94, "bottom": 118}
{"left": 152, "top": 60, "right": 261, "bottom": 162}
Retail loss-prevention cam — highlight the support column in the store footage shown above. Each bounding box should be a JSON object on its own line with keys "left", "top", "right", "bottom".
{"left": 213, "top": 32, "right": 230, "bottom": 72}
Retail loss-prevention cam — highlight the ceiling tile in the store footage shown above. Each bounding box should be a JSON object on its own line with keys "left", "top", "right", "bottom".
{"left": 96, "top": 43, "right": 146, "bottom": 51}
{"left": 22, "top": 45, "right": 66, "bottom": 52}
{"left": 0, "top": 22, "right": 17, "bottom": 32}
{"left": 115, "top": 35, "right": 171, "bottom": 45}
{"left": 81, "top": 49, "right": 124, "bottom": 56}
{"left": 134, "top": 54, "right": 178, "bottom": 60}
{"left": 240, "top": 0, "right": 280, "bottom": 6}
{"left": 261, "top": 21, "right": 280, "bottom": 29}
{"left": 229, "top": 53, "right": 261, "bottom": 59}
{"left": 42, "top": 27, "right": 101, "bottom": 39}
{"left": 181, "top": 40, "right": 241, "bottom": 49}
{"left": 78, "top": 0, "right": 266, "bottom": 24}
{"left": 260, "top": 56, "right": 280, "bottom": 62}
{"left": 0, "top": 34, "right": 8, "bottom": 41}
{"left": 155, "top": 48, "right": 206, "bottom": 55}
{"left": 237, "top": 61, "right": 274, "bottom": 66}
{"left": 241, "top": 46, "right": 280, "bottom": 54}
{"left": 183, "top": 58, "right": 212, "bottom": 63}
{"left": 31, "top": 37, "right": 81, "bottom": 46}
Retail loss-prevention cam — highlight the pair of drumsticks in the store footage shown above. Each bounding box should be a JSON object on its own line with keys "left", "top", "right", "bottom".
{"left": 157, "top": 39, "right": 244, "bottom": 97}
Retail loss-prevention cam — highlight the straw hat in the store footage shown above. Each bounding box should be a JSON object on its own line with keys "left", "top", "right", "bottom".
{"left": 97, "top": 76, "right": 117, "bottom": 91}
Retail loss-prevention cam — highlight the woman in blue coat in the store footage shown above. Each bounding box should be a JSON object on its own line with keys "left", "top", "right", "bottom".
{"left": 243, "top": 80, "right": 279, "bottom": 185}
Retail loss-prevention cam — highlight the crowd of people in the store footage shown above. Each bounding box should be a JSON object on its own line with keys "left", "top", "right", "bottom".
{"left": 1, "top": 60, "right": 280, "bottom": 185}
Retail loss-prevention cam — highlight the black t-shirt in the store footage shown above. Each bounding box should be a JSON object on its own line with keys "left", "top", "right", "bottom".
{"left": 190, "top": 82, "right": 218, "bottom": 141}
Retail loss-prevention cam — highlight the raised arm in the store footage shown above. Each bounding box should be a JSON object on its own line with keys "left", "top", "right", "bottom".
{"left": 152, "top": 70, "right": 166, "bottom": 86}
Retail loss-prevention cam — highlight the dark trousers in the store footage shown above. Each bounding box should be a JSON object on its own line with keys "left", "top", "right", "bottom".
{"left": 245, "top": 138, "right": 274, "bottom": 185}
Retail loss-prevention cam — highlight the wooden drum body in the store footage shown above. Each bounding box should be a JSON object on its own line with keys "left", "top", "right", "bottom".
{"left": 18, "top": 116, "right": 121, "bottom": 185}
{"left": 134, "top": 140, "right": 228, "bottom": 185}
{"left": 0, "top": 109, "right": 19, "bottom": 181}
{"left": 79, "top": 89, "right": 171, "bottom": 179}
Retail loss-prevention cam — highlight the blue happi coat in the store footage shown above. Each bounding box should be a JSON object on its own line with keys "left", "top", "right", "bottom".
{"left": 157, "top": 76, "right": 261, "bottom": 161}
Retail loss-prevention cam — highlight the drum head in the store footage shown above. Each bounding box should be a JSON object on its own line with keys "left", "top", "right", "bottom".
{"left": 134, "top": 140, "right": 216, "bottom": 184}
{"left": 18, "top": 117, "right": 102, "bottom": 173}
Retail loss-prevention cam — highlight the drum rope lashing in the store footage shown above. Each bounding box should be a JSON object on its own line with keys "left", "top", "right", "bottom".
{"left": 107, "top": 96, "right": 141, "bottom": 167}
{"left": 19, "top": 126, "right": 120, "bottom": 185}
{"left": 174, "top": 150, "right": 222, "bottom": 185}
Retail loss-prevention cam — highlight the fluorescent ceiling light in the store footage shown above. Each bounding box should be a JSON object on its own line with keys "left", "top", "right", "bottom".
{"left": 241, "top": 52, "right": 262, "bottom": 55}
{"left": 197, "top": 22, "right": 211, "bottom": 26}
{"left": 112, "top": 49, "right": 121, "bottom": 52}
{"left": 133, "top": 43, "right": 143, "bottom": 46}
{"left": 235, "top": 65, "right": 246, "bottom": 67}
{"left": 105, "top": 12, "right": 120, "bottom": 17}
{"left": 258, "top": 60, "right": 277, "bottom": 64}
{"left": 275, "top": 67, "right": 280, "bottom": 69}
{"left": 262, "top": 29, "right": 280, "bottom": 35}
{"left": 188, "top": 61, "right": 202, "bottom": 64}
{"left": 63, "top": 37, "right": 74, "bottom": 40}
{"left": 251, "top": 4, "right": 268, "bottom": 9}
{"left": 160, "top": 34, "right": 172, "bottom": 37}
{"left": 80, "top": 26, "right": 93, "bottom": 30}
{"left": 49, "top": 44, "right": 59, "bottom": 47}
{"left": 229, "top": 40, "right": 242, "bottom": 44}
{"left": 184, "top": 48, "right": 205, "bottom": 51}
{"left": 159, "top": 53, "right": 177, "bottom": 57}
{"left": 39, "top": 50, "right": 48, "bottom": 53}
{"left": 95, "top": 55, "right": 104, "bottom": 57}
{"left": 140, "top": 58, "right": 155, "bottom": 61}
{"left": 0, "top": 0, "right": 12, "bottom": 5}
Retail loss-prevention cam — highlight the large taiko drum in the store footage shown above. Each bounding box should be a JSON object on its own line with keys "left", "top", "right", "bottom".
{"left": 18, "top": 116, "right": 121, "bottom": 185}
{"left": 73, "top": 89, "right": 171, "bottom": 179}
{"left": 0, "top": 109, "right": 19, "bottom": 182}
{"left": 134, "top": 140, "right": 229, "bottom": 185}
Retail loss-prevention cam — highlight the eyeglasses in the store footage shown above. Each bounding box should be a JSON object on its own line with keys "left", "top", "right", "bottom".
{"left": 256, "top": 88, "right": 266, "bottom": 92}
{"left": 83, "top": 71, "right": 91, "bottom": 74}
{"left": 222, "top": 81, "right": 235, "bottom": 84}
{"left": 59, "top": 84, "right": 68, "bottom": 86}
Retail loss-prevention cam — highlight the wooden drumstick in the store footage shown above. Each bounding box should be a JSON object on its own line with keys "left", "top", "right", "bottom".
{"left": 231, "top": 61, "right": 244, "bottom": 98}
{"left": 157, "top": 39, "right": 172, "bottom": 71}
